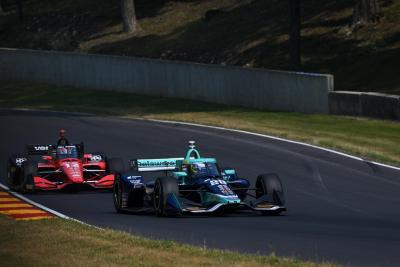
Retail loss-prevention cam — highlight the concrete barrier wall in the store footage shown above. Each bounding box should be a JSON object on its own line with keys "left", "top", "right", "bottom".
{"left": 0, "top": 48, "right": 333, "bottom": 113}
{"left": 329, "top": 91, "right": 400, "bottom": 120}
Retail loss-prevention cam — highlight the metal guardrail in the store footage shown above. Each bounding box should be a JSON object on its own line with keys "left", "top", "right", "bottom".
{"left": 0, "top": 48, "right": 333, "bottom": 114}
{"left": 329, "top": 91, "right": 400, "bottom": 120}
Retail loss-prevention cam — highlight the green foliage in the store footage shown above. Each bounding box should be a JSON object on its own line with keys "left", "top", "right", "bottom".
{"left": 0, "top": 0, "right": 399, "bottom": 93}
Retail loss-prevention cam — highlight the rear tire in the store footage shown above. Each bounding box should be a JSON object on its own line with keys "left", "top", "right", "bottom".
{"left": 7, "top": 155, "right": 26, "bottom": 191}
{"left": 20, "top": 161, "right": 37, "bottom": 194}
{"left": 256, "top": 173, "right": 285, "bottom": 215}
{"left": 107, "top": 158, "right": 125, "bottom": 174}
{"left": 6, "top": 161, "right": 18, "bottom": 190}
{"left": 153, "top": 177, "right": 180, "bottom": 217}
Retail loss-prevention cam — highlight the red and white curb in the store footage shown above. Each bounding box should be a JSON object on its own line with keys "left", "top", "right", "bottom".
{"left": 0, "top": 187, "right": 54, "bottom": 221}
{"left": 0, "top": 183, "right": 100, "bottom": 228}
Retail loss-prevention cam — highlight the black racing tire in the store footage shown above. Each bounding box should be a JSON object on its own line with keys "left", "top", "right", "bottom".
{"left": 20, "top": 161, "right": 37, "bottom": 194}
{"left": 256, "top": 173, "right": 285, "bottom": 207}
{"left": 6, "top": 160, "right": 18, "bottom": 190}
{"left": 113, "top": 174, "right": 126, "bottom": 213}
{"left": 107, "top": 158, "right": 125, "bottom": 174}
{"left": 7, "top": 155, "right": 26, "bottom": 190}
{"left": 153, "top": 176, "right": 180, "bottom": 217}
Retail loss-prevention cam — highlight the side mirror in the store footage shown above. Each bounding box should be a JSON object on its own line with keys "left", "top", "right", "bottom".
{"left": 221, "top": 168, "right": 237, "bottom": 181}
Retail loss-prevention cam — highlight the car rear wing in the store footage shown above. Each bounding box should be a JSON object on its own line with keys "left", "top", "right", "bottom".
{"left": 26, "top": 145, "right": 53, "bottom": 155}
{"left": 130, "top": 158, "right": 184, "bottom": 172}
{"left": 26, "top": 142, "right": 84, "bottom": 157}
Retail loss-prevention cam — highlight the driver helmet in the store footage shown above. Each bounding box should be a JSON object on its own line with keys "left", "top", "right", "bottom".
{"left": 58, "top": 147, "right": 68, "bottom": 154}
{"left": 59, "top": 128, "right": 66, "bottom": 138}
{"left": 189, "top": 164, "right": 198, "bottom": 175}
{"left": 189, "top": 163, "right": 205, "bottom": 175}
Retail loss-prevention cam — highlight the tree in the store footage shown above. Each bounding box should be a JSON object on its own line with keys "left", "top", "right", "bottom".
{"left": 121, "top": 0, "right": 139, "bottom": 33}
{"left": 289, "top": 0, "right": 301, "bottom": 70}
{"left": 353, "top": 0, "right": 382, "bottom": 26}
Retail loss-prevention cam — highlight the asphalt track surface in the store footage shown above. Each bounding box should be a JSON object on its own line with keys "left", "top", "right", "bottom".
{"left": 1, "top": 109, "right": 400, "bottom": 267}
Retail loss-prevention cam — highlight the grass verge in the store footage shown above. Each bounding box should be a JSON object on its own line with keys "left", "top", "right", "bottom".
{"left": 0, "top": 80, "right": 399, "bottom": 166}
{"left": 0, "top": 216, "right": 336, "bottom": 267}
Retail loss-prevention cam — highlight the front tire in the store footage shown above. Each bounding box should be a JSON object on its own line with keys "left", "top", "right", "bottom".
{"left": 20, "top": 161, "right": 37, "bottom": 194}
{"left": 113, "top": 174, "right": 125, "bottom": 213}
{"left": 153, "top": 177, "right": 180, "bottom": 217}
{"left": 256, "top": 173, "right": 285, "bottom": 214}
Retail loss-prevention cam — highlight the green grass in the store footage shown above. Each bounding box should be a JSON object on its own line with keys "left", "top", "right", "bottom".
{"left": 0, "top": 0, "right": 400, "bottom": 94}
{"left": 1, "top": 80, "right": 399, "bottom": 166}
{"left": 0, "top": 215, "right": 337, "bottom": 267}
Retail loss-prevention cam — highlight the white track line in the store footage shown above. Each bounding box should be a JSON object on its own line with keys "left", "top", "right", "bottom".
{"left": 0, "top": 183, "right": 101, "bottom": 229}
{"left": 4, "top": 108, "right": 399, "bottom": 171}
{"left": 143, "top": 118, "right": 400, "bottom": 172}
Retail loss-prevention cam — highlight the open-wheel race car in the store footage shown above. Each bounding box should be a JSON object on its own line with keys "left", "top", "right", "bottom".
{"left": 113, "top": 141, "right": 286, "bottom": 216}
{"left": 6, "top": 144, "right": 125, "bottom": 193}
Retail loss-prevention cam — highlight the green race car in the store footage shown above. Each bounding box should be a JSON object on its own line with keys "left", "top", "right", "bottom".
{"left": 113, "top": 141, "right": 286, "bottom": 216}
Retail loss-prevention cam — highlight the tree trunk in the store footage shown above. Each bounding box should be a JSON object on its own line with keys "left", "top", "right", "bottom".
{"left": 0, "top": 0, "right": 4, "bottom": 14}
{"left": 289, "top": 0, "right": 301, "bottom": 70}
{"left": 353, "top": 0, "right": 382, "bottom": 26}
{"left": 16, "top": 0, "right": 23, "bottom": 20}
{"left": 121, "top": 0, "right": 138, "bottom": 33}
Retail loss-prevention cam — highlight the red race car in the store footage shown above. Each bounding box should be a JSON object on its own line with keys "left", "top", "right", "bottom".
{"left": 6, "top": 144, "right": 125, "bottom": 193}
